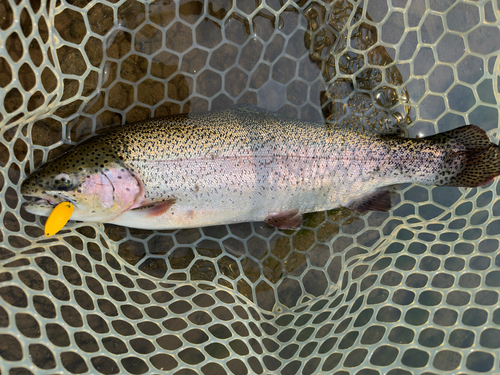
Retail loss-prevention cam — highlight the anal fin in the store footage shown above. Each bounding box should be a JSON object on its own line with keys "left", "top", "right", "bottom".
{"left": 132, "top": 198, "right": 177, "bottom": 217}
{"left": 348, "top": 189, "right": 392, "bottom": 212}
{"left": 265, "top": 210, "right": 303, "bottom": 229}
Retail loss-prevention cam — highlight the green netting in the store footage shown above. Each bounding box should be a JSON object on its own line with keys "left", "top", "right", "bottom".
{"left": 1, "top": 0, "right": 500, "bottom": 374}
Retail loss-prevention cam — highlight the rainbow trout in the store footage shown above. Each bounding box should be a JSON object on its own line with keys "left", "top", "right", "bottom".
{"left": 22, "top": 106, "right": 500, "bottom": 230}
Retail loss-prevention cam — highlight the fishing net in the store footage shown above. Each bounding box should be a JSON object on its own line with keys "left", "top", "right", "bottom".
{"left": 1, "top": 0, "right": 500, "bottom": 374}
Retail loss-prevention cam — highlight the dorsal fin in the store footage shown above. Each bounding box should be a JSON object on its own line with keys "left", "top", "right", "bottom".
{"left": 231, "top": 104, "right": 286, "bottom": 118}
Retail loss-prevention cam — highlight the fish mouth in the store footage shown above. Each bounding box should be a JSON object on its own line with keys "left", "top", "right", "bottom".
{"left": 22, "top": 193, "right": 76, "bottom": 216}
{"left": 23, "top": 194, "right": 74, "bottom": 205}
{"left": 22, "top": 199, "right": 56, "bottom": 217}
{"left": 31, "top": 198, "right": 59, "bottom": 206}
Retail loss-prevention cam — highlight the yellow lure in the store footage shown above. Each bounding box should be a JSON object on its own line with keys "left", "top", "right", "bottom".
{"left": 45, "top": 202, "right": 74, "bottom": 236}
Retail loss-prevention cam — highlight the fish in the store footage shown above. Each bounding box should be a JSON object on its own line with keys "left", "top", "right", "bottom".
{"left": 21, "top": 106, "right": 500, "bottom": 230}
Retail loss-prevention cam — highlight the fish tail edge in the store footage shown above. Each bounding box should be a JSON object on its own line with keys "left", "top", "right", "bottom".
{"left": 431, "top": 125, "right": 500, "bottom": 187}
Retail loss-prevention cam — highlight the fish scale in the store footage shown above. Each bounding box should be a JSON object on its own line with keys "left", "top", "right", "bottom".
{"left": 21, "top": 106, "right": 500, "bottom": 230}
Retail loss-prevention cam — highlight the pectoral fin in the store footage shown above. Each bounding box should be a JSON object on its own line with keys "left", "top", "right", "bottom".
{"left": 265, "top": 210, "right": 303, "bottom": 229}
{"left": 132, "top": 198, "right": 177, "bottom": 217}
{"left": 348, "top": 189, "right": 392, "bottom": 212}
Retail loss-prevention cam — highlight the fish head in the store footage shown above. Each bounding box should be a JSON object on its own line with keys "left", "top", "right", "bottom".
{"left": 21, "top": 139, "right": 145, "bottom": 223}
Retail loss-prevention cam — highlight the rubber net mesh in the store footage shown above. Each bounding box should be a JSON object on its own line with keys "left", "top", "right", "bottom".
{"left": 1, "top": 0, "right": 500, "bottom": 374}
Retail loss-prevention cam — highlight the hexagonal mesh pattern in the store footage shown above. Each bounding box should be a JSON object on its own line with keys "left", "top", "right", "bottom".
{"left": 1, "top": 0, "right": 500, "bottom": 374}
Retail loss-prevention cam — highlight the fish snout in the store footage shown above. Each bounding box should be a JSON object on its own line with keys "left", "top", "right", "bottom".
{"left": 20, "top": 175, "right": 36, "bottom": 196}
{"left": 21, "top": 174, "right": 46, "bottom": 196}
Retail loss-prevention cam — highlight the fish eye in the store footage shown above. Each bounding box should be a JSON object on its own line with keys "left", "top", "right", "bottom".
{"left": 52, "top": 173, "right": 74, "bottom": 191}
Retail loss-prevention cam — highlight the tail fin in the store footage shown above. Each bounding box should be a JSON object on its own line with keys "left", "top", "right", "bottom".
{"left": 428, "top": 125, "right": 500, "bottom": 187}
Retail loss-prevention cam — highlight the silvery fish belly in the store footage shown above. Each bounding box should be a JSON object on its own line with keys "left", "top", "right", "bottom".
{"left": 22, "top": 106, "right": 500, "bottom": 230}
